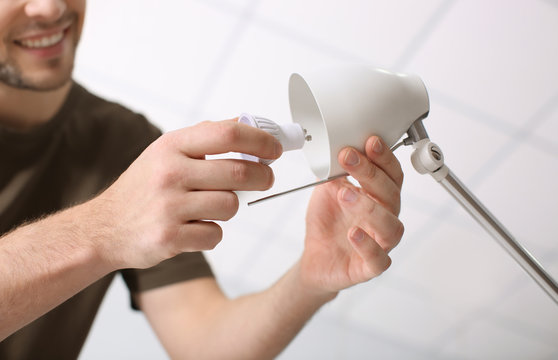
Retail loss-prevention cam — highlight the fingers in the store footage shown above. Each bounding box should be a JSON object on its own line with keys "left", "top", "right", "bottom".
{"left": 176, "top": 191, "right": 240, "bottom": 221}
{"left": 348, "top": 227, "right": 392, "bottom": 278}
{"left": 180, "top": 158, "right": 275, "bottom": 191}
{"left": 143, "top": 191, "right": 238, "bottom": 255}
{"left": 176, "top": 221, "right": 223, "bottom": 252}
{"left": 338, "top": 138, "right": 402, "bottom": 215}
{"left": 364, "top": 136, "right": 404, "bottom": 189}
{"left": 338, "top": 186, "right": 404, "bottom": 253}
{"left": 172, "top": 120, "right": 283, "bottom": 160}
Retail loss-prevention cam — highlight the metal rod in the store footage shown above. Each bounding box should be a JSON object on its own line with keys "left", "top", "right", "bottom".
{"left": 248, "top": 142, "right": 405, "bottom": 206}
{"left": 439, "top": 167, "right": 558, "bottom": 304}
{"left": 247, "top": 173, "right": 349, "bottom": 206}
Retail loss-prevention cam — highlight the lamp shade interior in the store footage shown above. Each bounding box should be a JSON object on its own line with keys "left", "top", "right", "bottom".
{"left": 288, "top": 73, "right": 331, "bottom": 180}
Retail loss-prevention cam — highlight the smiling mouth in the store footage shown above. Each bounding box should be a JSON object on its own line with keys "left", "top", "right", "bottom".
{"left": 14, "top": 26, "right": 70, "bottom": 50}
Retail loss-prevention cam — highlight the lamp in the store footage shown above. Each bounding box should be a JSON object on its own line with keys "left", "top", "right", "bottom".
{"left": 288, "top": 65, "right": 428, "bottom": 179}
{"left": 240, "top": 65, "right": 558, "bottom": 305}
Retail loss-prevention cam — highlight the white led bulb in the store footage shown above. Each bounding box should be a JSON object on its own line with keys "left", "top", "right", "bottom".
{"left": 238, "top": 113, "right": 311, "bottom": 165}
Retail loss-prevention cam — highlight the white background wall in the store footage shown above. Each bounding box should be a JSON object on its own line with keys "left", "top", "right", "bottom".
{"left": 75, "top": 0, "right": 558, "bottom": 359}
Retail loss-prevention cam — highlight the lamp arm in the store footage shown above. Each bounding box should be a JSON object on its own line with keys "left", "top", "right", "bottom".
{"left": 410, "top": 136, "right": 558, "bottom": 304}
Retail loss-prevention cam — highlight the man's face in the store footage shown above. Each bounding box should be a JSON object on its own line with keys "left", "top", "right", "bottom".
{"left": 0, "top": 0, "right": 85, "bottom": 91}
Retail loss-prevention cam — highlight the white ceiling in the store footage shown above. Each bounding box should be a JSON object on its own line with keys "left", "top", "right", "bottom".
{"left": 76, "top": 0, "right": 558, "bottom": 359}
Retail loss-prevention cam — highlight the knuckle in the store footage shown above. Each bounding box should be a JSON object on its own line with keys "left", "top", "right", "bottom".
{"left": 154, "top": 131, "right": 177, "bottom": 152}
{"left": 366, "top": 196, "right": 378, "bottom": 214}
{"left": 217, "top": 122, "right": 242, "bottom": 144}
{"left": 154, "top": 225, "right": 178, "bottom": 249}
{"left": 231, "top": 161, "right": 250, "bottom": 183}
{"left": 153, "top": 164, "right": 181, "bottom": 189}
{"left": 366, "top": 163, "right": 378, "bottom": 180}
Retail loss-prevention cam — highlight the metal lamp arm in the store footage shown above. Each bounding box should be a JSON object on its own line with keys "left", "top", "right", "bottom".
{"left": 408, "top": 125, "right": 558, "bottom": 304}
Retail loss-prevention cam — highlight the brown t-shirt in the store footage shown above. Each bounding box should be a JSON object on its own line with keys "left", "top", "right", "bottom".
{"left": 0, "top": 82, "right": 213, "bottom": 359}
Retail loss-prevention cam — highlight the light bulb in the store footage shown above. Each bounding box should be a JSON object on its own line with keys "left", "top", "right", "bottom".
{"left": 238, "top": 113, "right": 311, "bottom": 165}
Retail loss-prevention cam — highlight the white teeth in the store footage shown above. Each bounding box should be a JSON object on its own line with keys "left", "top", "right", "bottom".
{"left": 19, "top": 32, "right": 64, "bottom": 49}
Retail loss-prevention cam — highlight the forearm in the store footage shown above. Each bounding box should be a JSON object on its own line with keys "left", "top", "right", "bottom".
{"left": 190, "top": 263, "right": 336, "bottom": 359}
{"left": 0, "top": 202, "right": 115, "bottom": 341}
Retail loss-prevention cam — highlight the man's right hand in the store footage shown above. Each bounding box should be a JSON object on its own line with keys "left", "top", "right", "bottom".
{"left": 88, "top": 119, "right": 282, "bottom": 270}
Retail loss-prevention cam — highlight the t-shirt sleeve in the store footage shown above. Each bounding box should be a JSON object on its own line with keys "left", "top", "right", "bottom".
{"left": 120, "top": 252, "right": 214, "bottom": 310}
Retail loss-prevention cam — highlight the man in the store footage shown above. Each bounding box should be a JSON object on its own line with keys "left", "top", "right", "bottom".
{"left": 0, "top": 0, "right": 404, "bottom": 359}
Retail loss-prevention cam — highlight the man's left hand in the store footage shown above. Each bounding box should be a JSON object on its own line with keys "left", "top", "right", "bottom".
{"left": 300, "top": 135, "right": 404, "bottom": 297}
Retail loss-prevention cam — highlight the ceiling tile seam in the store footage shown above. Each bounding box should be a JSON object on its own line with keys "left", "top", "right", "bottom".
{"left": 391, "top": 174, "right": 553, "bottom": 293}
{"left": 392, "top": 0, "right": 458, "bottom": 70}
{"left": 428, "top": 88, "right": 558, "bottom": 158}
{"left": 392, "top": 196, "right": 465, "bottom": 264}
{"left": 401, "top": 213, "right": 558, "bottom": 352}
{"left": 428, "top": 251, "right": 558, "bottom": 354}
{"left": 197, "top": 0, "right": 373, "bottom": 65}
{"left": 194, "top": 0, "right": 458, "bottom": 80}
{"left": 187, "top": 0, "right": 264, "bottom": 121}
{"left": 249, "top": 14, "right": 371, "bottom": 64}
{"left": 402, "top": 190, "right": 481, "bottom": 230}
{"left": 464, "top": 91, "right": 558, "bottom": 189}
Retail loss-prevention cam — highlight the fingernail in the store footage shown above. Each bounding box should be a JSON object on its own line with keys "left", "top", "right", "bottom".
{"left": 350, "top": 227, "right": 365, "bottom": 242}
{"left": 373, "top": 138, "right": 383, "bottom": 154}
{"left": 344, "top": 149, "right": 360, "bottom": 166}
{"left": 342, "top": 187, "right": 358, "bottom": 202}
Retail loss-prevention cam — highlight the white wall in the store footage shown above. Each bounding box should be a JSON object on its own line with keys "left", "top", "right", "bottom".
{"left": 76, "top": 0, "right": 558, "bottom": 359}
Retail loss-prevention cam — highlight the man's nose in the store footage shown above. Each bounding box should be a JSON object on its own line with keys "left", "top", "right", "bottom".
{"left": 24, "top": 0, "right": 67, "bottom": 22}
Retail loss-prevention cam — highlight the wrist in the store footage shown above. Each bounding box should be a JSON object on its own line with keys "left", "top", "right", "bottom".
{"left": 72, "top": 196, "right": 123, "bottom": 273}
{"left": 289, "top": 261, "right": 339, "bottom": 305}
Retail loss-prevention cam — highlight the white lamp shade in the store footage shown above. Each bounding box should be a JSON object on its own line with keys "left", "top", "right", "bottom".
{"left": 289, "top": 65, "right": 430, "bottom": 180}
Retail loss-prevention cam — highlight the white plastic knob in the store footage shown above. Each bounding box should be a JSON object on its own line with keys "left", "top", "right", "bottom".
{"left": 411, "top": 139, "right": 445, "bottom": 174}
{"left": 238, "top": 113, "right": 308, "bottom": 165}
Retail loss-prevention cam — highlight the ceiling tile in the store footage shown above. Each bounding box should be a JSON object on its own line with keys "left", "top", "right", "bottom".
{"left": 254, "top": 0, "right": 445, "bottom": 66}
{"left": 410, "top": 0, "right": 558, "bottom": 127}
{"left": 395, "top": 220, "right": 525, "bottom": 311}
{"left": 473, "top": 142, "right": 558, "bottom": 255}
{"left": 492, "top": 281, "right": 558, "bottom": 348}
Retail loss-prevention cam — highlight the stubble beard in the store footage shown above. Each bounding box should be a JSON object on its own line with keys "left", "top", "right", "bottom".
{"left": 0, "top": 13, "right": 78, "bottom": 92}
{"left": 0, "top": 57, "right": 74, "bottom": 91}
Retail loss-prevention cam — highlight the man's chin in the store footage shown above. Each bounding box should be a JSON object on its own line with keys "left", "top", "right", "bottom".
{"left": 3, "top": 71, "right": 73, "bottom": 92}
{"left": 22, "top": 76, "right": 72, "bottom": 92}
{"left": 0, "top": 57, "right": 74, "bottom": 92}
